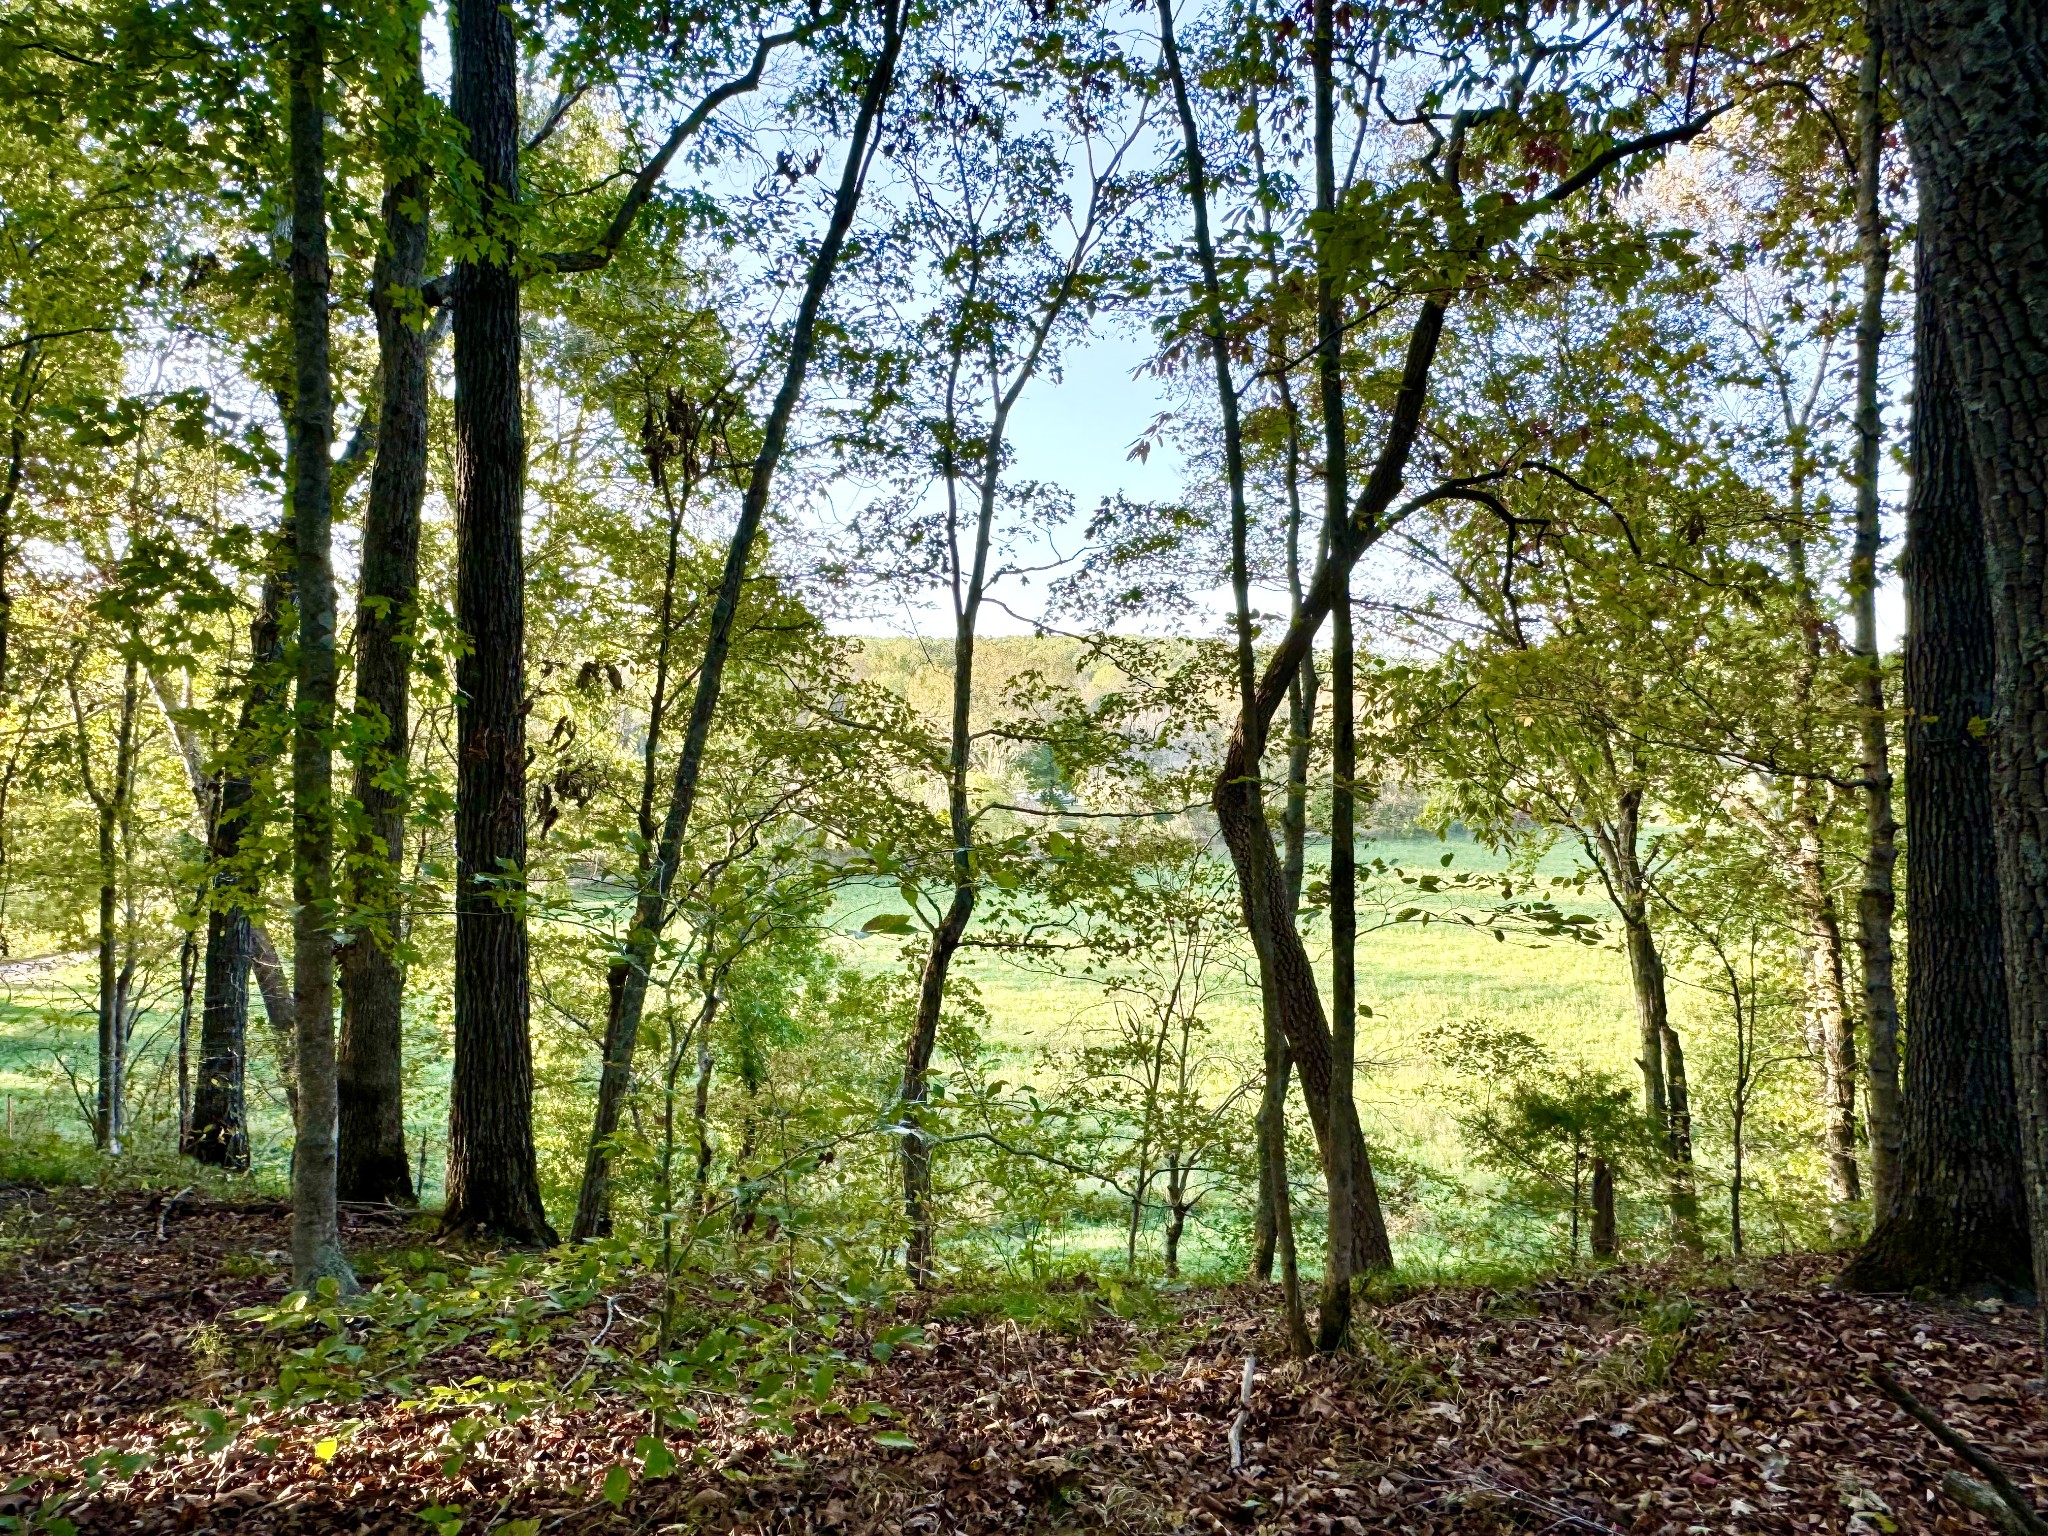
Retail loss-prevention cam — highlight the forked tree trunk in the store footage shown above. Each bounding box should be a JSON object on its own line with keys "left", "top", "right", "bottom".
{"left": 338, "top": 9, "right": 429, "bottom": 1207}
{"left": 285, "top": 0, "right": 353, "bottom": 1291}
{"left": 1167, "top": 0, "right": 1420, "bottom": 1289}
{"left": 1841, "top": 234, "right": 2031, "bottom": 1294}
{"left": 1875, "top": 0, "right": 2048, "bottom": 1346}
{"left": 444, "top": 0, "right": 553, "bottom": 1245}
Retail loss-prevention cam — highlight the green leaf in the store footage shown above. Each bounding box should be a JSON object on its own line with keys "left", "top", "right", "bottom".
{"left": 601, "top": 1465, "right": 631, "bottom": 1508}
{"left": 862, "top": 912, "right": 913, "bottom": 935}
{"left": 873, "top": 1430, "right": 917, "bottom": 1450}
{"left": 635, "top": 1435, "right": 675, "bottom": 1478}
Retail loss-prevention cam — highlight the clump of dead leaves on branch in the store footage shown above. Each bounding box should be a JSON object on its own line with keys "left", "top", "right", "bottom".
{"left": 0, "top": 1185, "right": 2039, "bottom": 1535}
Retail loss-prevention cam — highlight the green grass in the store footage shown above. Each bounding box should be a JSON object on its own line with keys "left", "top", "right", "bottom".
{"left": 0, "top": 830, "right": 1660, "bottom": 1279}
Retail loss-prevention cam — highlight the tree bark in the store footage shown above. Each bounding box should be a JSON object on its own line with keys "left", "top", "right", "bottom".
{"left": 187, "top": 555, "right": 291, "bottom": 1169}
{"left": 73, "top": 656, "right": 136, "bottom": 1153}
{"left": 286, "top": 2, "right": 353, "bottom": 1291}
{"left": 1617, "top": 864, "right": 1698, "bottom": 1245}
{"left": 1790, "top": 816, "right": 1865, "bottom": 1225}
{"left": 1875, "top": 0, "right": 2048, "bottom": 1346}
{"left": 337, "top": 12, "right": 429, "bottom": 1208}
{"left": 1591, "top": 1158, "right": 1616, "bottom": 1260}
{"left": 1841, "top": 234, "right": 2030, "bottom": 1294}
{"left": 445, "top": 0, "right": 554, "bottom": 1245}
{"left": 1849, "top": 9, "right": 1902, "bottom": 1221}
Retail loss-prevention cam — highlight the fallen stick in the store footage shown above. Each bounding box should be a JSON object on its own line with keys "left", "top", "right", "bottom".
{"left": 156, "top": 1185, "right": 194, "bottom": 1242}
{"left": 1868, "top": 1364, "right": 2048, "bottom": 1536}
{"left": 1228, "top": 1354, "right": 1255, "bottom": 1470}
{"left": 1947, "top": 1472, "right": 2036, "bottom": 1536}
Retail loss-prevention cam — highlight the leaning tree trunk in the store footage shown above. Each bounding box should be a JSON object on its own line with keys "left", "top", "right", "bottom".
{"left": 1876, "top": 0, "right": 2048, "bottom": 1348}
{"left": 337, "top": 13, "right": 429, "bottom": 1208}
{"left": 1847, "top": 10, "right": 1902, "bottom": 1219}
{"left": 285, "top": 1, "right": 353, "bottom": 1292}
{"left": 567, "top": 2, "right": 905, "bottom": 1243}
{"left": 1841, "top": 234, "right": 2031, "bottom": 1294}
{"left": 444, "top": 0, "right": 554, "bottom": 1245}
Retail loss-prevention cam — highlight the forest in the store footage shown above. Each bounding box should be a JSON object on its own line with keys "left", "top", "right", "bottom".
{"left": 0, "top": 0, "right": 2043, "bottom": 1528}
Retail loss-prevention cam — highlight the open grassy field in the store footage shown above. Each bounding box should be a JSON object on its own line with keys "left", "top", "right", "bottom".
{"left": 0, "top": 830, "right": 1660, "bottom": 1271}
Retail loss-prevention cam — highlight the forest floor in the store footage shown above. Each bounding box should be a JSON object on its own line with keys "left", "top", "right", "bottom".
{"left": 0, "top": 1184, "right": 2041, "bottom": 1535}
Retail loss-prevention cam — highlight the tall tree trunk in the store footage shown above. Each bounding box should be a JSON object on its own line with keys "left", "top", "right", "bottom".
{"left": 338, "top": 10, "right": 430, "bottom": 1208}
{"left": 902, "top": 880, "right": 971, "bottom": 1285}
{"left": 1253, "top": 244, "right": 1314, "bottom": 1288}
{"left": 1848, "top": 9, "right": 1902, "bottom": 1220}
{"left": 286, "top": 3, "right": 352, "bottom": 1291}
{"left": 1841, "top": 234, "right": 2031, "bottom": 1294}
{"left": 568, "top": 1, "right": 904, "bottom": 1243}
{"left": 1876, "top": 0, "right": 2048, "bottom": 1350}
{"left": 1623, "top": 915, "right": 1668, "bottom": 1133}
{"left": 1312, "top": 0, "right": 1363, "bottom": 1350}
{"left": 187, "top": 558, "right": 290, "bottom": 1169}
{"left": 1612, "top": 815, "right": 1697, "bottom": 1246}
{"left": 1661, "top": 1020, "right": 1698, "bottom": 1241}
{"left": 1791, "top": 818, "right": 1865, "bottom": 1225}
{"left": 444, "top": 0, "right": 554, "bottom": 1245}
{"left": 1159, "top": 0, "right": 1395, "bottom": 1289}
{"left": 75, "top": 657, "right": 137, "bottom": 1153}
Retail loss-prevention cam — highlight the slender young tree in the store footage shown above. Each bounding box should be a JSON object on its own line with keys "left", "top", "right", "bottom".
{"left": 337, "top": 0, "right": 429, "bottom": 1206}
{"left": 1841, "top": 237, "right": 2030, "bottom": 1293}
{"left": 70, "top": 652, "right": 138, "bottom": 1153}
{"left": 1310, "top": 0, "right": 1363, "bottom": 1350}
{"left": 1154, "top": 0, "right": 1393, "bottom": 1293}
{"left": 444, "top": 0, "right": 554, "bottom": 1244}
{"left": 1876, "top": 0, "right": 2048, "bottom": 1345}
{"left": 1846, "top": 9, "right": 1900, "bottom": 1221}
{"left": 286, "top": 0, "right": 352, "bottom": 1289}
{"left": 570, "top": 0, "right": 907, "bottom": 1242}
{"left": 885, "top": 17, "right": 1142, "bottom": 1285}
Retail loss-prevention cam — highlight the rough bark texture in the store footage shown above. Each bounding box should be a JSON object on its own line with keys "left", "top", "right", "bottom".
{"left": 1841, "top": 237, "right": 2031, "bottom": 1295}
{"left": 1849, "top": 13, "right": 1902, "bottom": 1220}
{"left": 286, "top": 1, "right": 352, "bottom": 1290}
{"left": 337, "top": 17, "right": 428, "bottom": 1208}
{"left": 1875, "top": 0, "right": 2048, "bottom": 1340}
{"left": 444, "top": 0, "right": 554, "bottom": 1245}
{"left": 568, "top": 3, "right": 903, "bottom": 1243}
